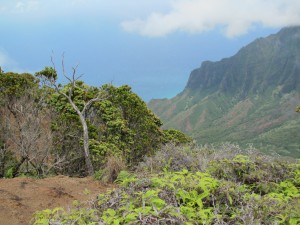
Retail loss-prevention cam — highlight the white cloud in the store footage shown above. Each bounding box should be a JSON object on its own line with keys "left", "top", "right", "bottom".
{"left": 0, "top": 0, "right": 40, "bottom": 14}
{"left": 13, "top": 0, "right": 39, "bottom": 13}
{"left": 121, "top": 0, "right": 300, "bottom": 37}
{"left": 2, "top": 0, "right": 299, "bottom": 37}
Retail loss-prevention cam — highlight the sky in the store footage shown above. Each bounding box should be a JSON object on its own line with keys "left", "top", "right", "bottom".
{"left": 1, "top": 0, "right": 300, "bottom": 101}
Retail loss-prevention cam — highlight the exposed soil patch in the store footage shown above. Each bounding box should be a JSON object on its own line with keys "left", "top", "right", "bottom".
{"left": 0, "top": 176, "right": 113, "bottom": 225}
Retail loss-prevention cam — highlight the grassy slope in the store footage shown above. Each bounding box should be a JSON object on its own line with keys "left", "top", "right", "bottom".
{"left": 149, "top": 91, "right": 300, "bottom": 157}
{"left": 149, "top": 27, "right": 300, "bottom": 157}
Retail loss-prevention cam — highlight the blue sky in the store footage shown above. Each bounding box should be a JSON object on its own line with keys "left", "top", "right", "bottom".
{"left": 1, "top": 0, "right": 300, "bottom": 101}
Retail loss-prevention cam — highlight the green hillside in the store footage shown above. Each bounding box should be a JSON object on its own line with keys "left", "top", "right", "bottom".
{"left": 149, "top": 26, "right": 300, "bottom": 157}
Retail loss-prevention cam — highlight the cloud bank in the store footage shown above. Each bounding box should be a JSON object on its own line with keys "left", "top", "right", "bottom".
{"left": 121, "top": 0, "right": 300, "bottom": 37}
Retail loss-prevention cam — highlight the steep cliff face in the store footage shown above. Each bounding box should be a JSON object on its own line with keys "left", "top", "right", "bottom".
{"left": 149, "top": 26, "right": 300, "bottom": 157}
{"left": 186, "top": 26, "right": 300, "bottom": 95}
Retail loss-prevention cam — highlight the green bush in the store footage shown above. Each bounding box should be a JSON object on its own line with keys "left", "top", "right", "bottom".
{"left": 162, "top": 129, "right": 192, "bottom": 145}
{"left": 32, "top": 145, "right": 300, "bottom": 224}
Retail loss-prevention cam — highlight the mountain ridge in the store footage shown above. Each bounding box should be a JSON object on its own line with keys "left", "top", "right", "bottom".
{"left": 149, "top": 26, "right": 300, "bottom": 157}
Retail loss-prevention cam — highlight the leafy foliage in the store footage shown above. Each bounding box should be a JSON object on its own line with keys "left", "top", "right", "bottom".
{"left": 0, "top": 72, "right": 38, "bottom": 100}
{"left": 102, "top": 85, "right": 163, "bottom": 165}
{"left": 35, "top": 66, "right": 57, "bottom": 81}
{"left": 32, "top": 144, "right": 300, "bottom": 224}
{"left": 1, "top": 70, "right": 184, "bottom": 177}
{"left": 163, "top": 129, "right": 192, "bottom": 145}
{"left": 49, "top": 83, "right": 164, "bottom": 175}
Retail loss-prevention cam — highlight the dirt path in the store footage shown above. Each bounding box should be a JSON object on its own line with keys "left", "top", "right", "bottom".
{"left": 0, "top": 176, "right": 113, "bottom": 225}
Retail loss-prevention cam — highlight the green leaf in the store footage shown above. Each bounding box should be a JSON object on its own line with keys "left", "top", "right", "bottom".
{"left": 143, "top": 190, "right": 157, "bottom": 199}
{"left": 124, "top": 213, "right": 138, "bottom": 223}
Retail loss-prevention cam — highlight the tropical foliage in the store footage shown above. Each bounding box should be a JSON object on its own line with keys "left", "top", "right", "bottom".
{"left": 32, "top": 144, "right": 300, "bottom": 224}
{"left": 0, "top": 70, "right": 190, "bottom": 177}
{"left": 1, "top": 69, "right": 299, "bottom": 224}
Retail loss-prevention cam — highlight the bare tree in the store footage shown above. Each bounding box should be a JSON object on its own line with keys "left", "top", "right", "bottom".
{"left": 36, "top": 57, "right": 107, "bottom": 175}
{"left": 0, "top": 88, "right": 54, "bottom": 176}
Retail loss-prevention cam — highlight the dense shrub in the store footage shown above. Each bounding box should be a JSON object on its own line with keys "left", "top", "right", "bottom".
{"left": 32, "top": 144, "right": 300, "bottom": 225}
{"left": 162, "top": 129, "right": 192, "bottom": 145}
{"left": 32, "top": 168, "right": 300, "bottom": 224}
{"left": 136, "top": 142, "right": 287, "bottom": 174}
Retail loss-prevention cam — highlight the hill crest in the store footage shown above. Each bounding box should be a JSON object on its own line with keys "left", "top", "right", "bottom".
{"left": 149, "top": 26, "right": 300, "bottom": 157}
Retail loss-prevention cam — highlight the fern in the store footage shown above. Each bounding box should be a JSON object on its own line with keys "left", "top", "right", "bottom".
{"left": 114, "top": 170, "right": 136, "bottom": 186}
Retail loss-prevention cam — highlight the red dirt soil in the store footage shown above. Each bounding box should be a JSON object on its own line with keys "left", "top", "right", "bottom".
{"left": 0, "top": 176, "right": 113, "bottom": 225}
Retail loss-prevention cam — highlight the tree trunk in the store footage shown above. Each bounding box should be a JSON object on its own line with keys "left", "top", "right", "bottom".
{"left": 79, "top": 114, "right": 94, "bottom": 176}
{"left": 64, "top": 94, "right": 95, "bottom": 176}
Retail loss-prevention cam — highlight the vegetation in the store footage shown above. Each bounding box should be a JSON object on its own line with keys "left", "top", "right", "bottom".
{"left": 32, "top": 144, "right": 300, "bottom": 224}
{"left": 148, "top": 26, "right": 300, "bottom": 157}
{"left": 0, "top": 58, "right": 299, "bottom": 224}
{"left": 163, "top": 129, "right": 193, "bottom": 145}
{"left": 36, "top": 66, "right": 107, "bottom": 175}
{"left": 0, "top": 69, "right": 190, "bottom": 178}
{"left": 0, "top": 71, "right": 53, "bottom": 177}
